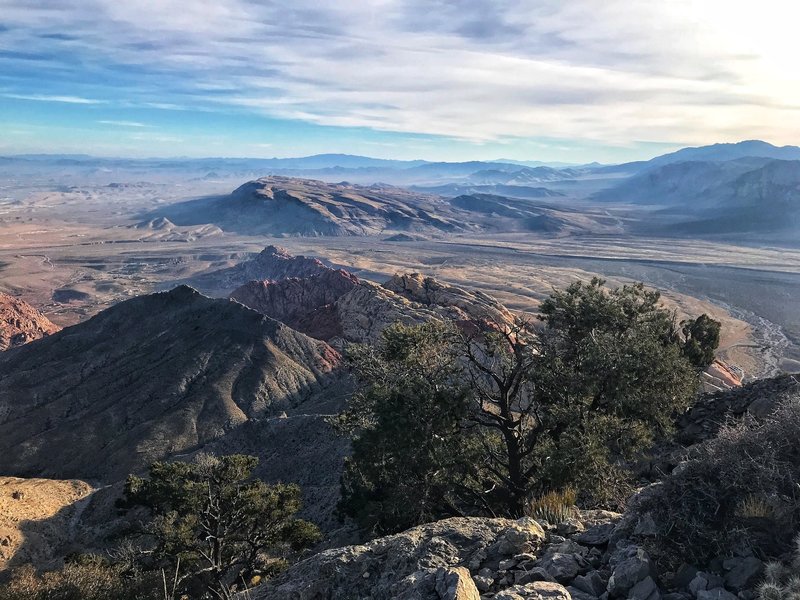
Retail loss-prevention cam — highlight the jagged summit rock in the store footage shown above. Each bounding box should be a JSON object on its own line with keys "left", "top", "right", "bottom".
{"left": 188, "top": 245, "right": 333, "bottom": 295}
{"left": 230, "top": 258, "right": 517, "bottom": 347}
{"left": 0, "top": 286, "right": 342, "bottom": 482}
{"left": 0, "top": 292, "right": 60, "bottom": 351}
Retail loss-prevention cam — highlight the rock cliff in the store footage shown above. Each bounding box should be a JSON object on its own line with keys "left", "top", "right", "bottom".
{"left": 0, "top": 293, "right": 60, "bottom": 350}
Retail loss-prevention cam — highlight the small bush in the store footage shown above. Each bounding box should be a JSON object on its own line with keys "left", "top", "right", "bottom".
{"left": 639, "top": 398, "right": 800, "bottom": 569}
{"left": 526, "top": 488, "right": 578, "bottom": 524}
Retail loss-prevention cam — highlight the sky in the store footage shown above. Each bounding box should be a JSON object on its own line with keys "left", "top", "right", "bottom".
{"left": 1, "top": 0, "right": 799, "bottom": 163}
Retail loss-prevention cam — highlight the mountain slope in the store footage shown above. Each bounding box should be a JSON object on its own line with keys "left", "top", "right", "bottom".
{"left": 0, "top": 293, "right": 60, "bottom": 351}
{"left": 0, "top": 286, "right": 342, "bottom": 482}
{"left": 154, "top": 176, "right": 470, "bottom": 236}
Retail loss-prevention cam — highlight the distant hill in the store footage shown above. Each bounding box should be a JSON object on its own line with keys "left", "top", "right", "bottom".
{"left": 0, "top": 286, "right": 342, "bottom": 482}
{"left": 413, "top": 182, "right": 564, "bottom": 199}
{"left": 153, "top": 176, "right": 472, "bottom": 236}
{"left": 150, "top": 177, "right": 608, "bottom": 237}
{"left": 188, "top": 245, "right": 332, "bottom": 295}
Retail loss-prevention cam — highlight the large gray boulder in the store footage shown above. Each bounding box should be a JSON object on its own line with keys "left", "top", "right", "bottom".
{"left": 248, "top": 517, "right": 545, "bottom": 600}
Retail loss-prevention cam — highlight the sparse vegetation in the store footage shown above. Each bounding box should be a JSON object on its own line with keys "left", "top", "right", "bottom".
{"left": 340, "top": 279, "right": 711, "bottom": 533}
{"left": 0, "top": 556, "right": 159, "bottom": 600}
{"left": 525, "top": 488, "right": 578, "bottom": 524}
{"left": 118, "top": 453, "right": 321, "bottom": 600}
{"left": 639, "top": 398, "right": 800, "bottom": 569}
{"left": 757, "top": 535, "right": 800, "bottom": 600}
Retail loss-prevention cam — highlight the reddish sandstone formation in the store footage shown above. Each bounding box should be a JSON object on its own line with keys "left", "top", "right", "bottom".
{"left": 0, "top": 293, "right": 60, "bottom": 351}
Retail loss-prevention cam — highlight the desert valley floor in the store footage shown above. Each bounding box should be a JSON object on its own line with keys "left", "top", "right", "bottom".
{"left": 2, "top": 174, "right": 799, "bottom": 380}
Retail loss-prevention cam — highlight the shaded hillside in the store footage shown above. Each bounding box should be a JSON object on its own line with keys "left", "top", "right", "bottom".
{"left": 0, "top": 286, "right": 342, "bottom": 482}
{"left": 154, "top": 176, "right": 470, "bottom": 236}
{"left": 0, "top": 293, "right": 60, "bottom": 351}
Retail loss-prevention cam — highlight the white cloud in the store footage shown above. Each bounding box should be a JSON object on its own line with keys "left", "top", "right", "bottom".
{"left": 3, "top": 93, "right": 107, "bottom": 104}
{"left": 1, "top": 0, "right": 799, "bottom": 146}
{"left": 98, "top": 120, "right": 150, "bottom": 127}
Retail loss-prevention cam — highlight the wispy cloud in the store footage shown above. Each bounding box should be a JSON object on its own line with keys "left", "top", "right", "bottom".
{"left": 1, "top": 0, "right": 799, "bottom": 151}
{"left": 98, "top": 120, "right": 151, "bottom": 127}
{"left": 3, "top": 93, "right": 107, "bottom": 104}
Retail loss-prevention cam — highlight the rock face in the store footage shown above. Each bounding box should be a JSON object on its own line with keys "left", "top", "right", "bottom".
{"left": 0, "top": 286, "right": 342, "bottom": 482}
{"left": 677, "top": 373, "right": 799, "bottom": 445}
{"left": 156, "top": 176, "right": 472, "bottom": 236}
{"left": 248, "top": 517, "right": 547, "bottom": 600}
{"left": 384, "top": 272, "right": 515, "bottom": 328}
{"left": 232, "top": 269, "right": 517, "bottom": 348}
{"left": 230, "top": 269, "right": 361, "bottom": 339}
{"left": 0, "top": 292, "right": 60, "bottom": 350}
{"left": 189, "top": 245, "right": 332, "bottom": 295}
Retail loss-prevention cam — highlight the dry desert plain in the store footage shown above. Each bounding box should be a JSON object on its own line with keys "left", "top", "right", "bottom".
{"left": 1, "top": 174, "right": 799, "bottom": 380}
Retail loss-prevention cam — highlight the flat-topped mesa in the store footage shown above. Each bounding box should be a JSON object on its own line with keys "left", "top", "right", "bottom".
{"left": 0, "top": 292, "right": 60, "bottom": 351}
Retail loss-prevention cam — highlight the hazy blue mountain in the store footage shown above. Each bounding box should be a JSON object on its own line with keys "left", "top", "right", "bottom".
{"left": 597, "top": 140, "right": 800, "bottom": 175}
{"left": 597, "top": 157, "right": 800, "bottom": 234}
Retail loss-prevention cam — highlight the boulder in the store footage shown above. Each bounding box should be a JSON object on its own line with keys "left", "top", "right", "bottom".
{"left": 539, "top": 552, "right": 580, "bottom": 583}
{"left": 607, "top": 547, "right": 653, "bottom": 597}
{"left": 722, "top": 556, "right": 763, "bottom": 591}
{"left": 493, "top": 581, "right": 572, "bottom": 600}
{"left": 248, "top": 517, "right": 529, "bottom": 599}
{"left": 435, "top": 567, "right": 481, "bottom": 600}
{"left": 696, "top": 589, "right": 738, "bottom": 600}
{"left": 628, "top": 576, "right": 660, "bottom": 600}
{"left": 497, "top": 518, "right": 547, "bottom": 555}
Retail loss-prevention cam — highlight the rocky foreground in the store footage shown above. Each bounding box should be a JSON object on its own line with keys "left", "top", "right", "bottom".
{"left": 247, "top": 509, "right": 760, "bottom": 600}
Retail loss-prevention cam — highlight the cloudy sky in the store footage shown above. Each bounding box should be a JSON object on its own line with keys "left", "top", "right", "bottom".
{"left": 1, "top": 0, "right": 799, "bottom": 162}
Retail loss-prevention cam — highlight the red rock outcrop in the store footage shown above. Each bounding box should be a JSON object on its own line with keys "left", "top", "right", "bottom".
{"left": 0, "top": 293, "right": 60, "bottom": 351}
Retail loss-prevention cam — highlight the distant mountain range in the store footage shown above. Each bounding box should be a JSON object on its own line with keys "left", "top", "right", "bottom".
{"left": 597, "top": 156, "right": 800, "bottom": 235}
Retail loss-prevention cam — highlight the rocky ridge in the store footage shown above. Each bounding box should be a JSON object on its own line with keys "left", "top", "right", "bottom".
{"left": 189, "top": 245, "right": 332, "bottom": 295}
{"left": 231, "top": 267, "right": 516, "bottom": 347}
{"left": 0, "top": 292, "right": 60, "bottom": 350}
{"left": 0, "top": 285, "right": 342, "bottom": 482}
